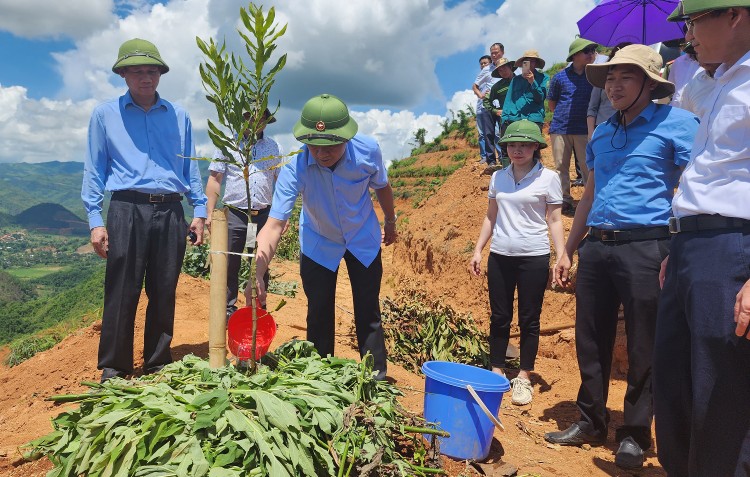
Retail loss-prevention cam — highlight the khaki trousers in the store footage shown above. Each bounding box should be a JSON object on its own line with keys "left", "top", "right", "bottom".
{"left": 551, "top": 134, "right": 589, "bottom": 205}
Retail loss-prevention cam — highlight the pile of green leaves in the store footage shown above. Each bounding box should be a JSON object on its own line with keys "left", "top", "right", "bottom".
{"left": 23, "top": 341, "right": 446, "bottom": 476}
{"left": 381, "top": 292, "right": 490, "bottom": 374}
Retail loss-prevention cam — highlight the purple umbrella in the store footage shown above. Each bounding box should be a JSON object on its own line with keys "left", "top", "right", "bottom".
{"left": 578, "top": 0, "right": 686, "bottom": 47}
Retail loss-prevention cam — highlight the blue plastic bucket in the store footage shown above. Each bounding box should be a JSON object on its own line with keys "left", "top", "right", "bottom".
{"left": 422, "top": 361, "right": 510, "bottom": 460}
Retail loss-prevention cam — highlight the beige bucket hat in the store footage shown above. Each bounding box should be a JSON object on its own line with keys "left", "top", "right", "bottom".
{"left": 514, "top": 50, "right": 546, "bottom": 70}
{"left": 491, "top": 57, "right": 514, "bottom": 78}
{"left": 585, "top": 44, "right": 675, "bottom": 100}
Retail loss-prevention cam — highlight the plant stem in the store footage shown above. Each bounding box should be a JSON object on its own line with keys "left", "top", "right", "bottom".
{"left": 402, "top": 426, "right": 450, "bottom": 437}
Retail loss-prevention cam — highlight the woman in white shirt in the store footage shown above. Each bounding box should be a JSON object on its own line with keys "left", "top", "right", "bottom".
{"left": 469, "top": 119, "right": 565, "bottom": 405}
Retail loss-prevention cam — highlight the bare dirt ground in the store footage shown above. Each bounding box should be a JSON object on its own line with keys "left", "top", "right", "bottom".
{"left": 0, "top": 134, "right": 664, "bottom": 476}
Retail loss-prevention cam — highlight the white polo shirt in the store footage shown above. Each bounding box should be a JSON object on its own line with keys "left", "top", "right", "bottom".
{"left": 488, "top": 161, "right": 562, "bottom": 256}
{"left": 672, "top": 49, "right": 750, "bottom": 220}
{"left": 673, "top": 68, "right": 716, "bottom": 121}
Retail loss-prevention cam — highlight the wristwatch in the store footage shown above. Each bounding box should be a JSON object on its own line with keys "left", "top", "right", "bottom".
{"left": 385, "top": 214, "right": 398, "bottom": 225}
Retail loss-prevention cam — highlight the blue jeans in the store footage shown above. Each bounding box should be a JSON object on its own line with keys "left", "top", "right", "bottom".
{"left": 654, "top": 226, "right": 750, "bottom": 476}
{"left": 476, "top": 108, "right": 496, "bottom": 163}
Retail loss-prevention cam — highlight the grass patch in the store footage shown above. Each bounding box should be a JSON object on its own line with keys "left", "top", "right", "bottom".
{"left": 388, "top": 164, "right": 462, "bottom": 179}
{"left": 4, "top": 307, "right": 102, "bottom": 366}
{"left": 452, "top": 152, "right": 467, "bottom": 162}
{"left": 6, "top": 265, "right": 66, "bottom": 280}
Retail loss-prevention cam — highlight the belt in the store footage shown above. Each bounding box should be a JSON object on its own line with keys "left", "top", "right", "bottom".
{"left": 589, "top": 226, "right": 671, "bottom": 242}
{"left": 669, "top": 215, "right": 750, "bottom": 234}
{"left": 231, "top": 206, "right": 270, "bottom": 217}
{"left": 112, "top": 190, "right": 183, "bottom": 203}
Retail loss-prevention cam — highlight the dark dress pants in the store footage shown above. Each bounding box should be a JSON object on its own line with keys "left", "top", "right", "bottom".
{"left": 300, "top": 250, "right": 387, "bottom": 379}
{"left": 574, "top": 236, "right": 669, "bottom": 450}
{"left": 98, "top": 198, "right": 187, "bottom": 378}
{"left": 654, "top": 229, "right": 750, "bottom": 477}
{"left": 226, "top": 206, "right": 270, "bottom": 312}
{"left": 487, "top": 252, "right": 549, "bottom": 370}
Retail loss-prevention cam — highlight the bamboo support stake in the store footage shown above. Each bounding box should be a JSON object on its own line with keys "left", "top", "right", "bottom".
{"left": 208, "top": 207, "right": 229, "bottom": 368}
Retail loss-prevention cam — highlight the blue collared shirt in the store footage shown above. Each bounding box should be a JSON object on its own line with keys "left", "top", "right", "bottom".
{"left": 269, "top": 135, "right": 388, "bottom": 271}
{"left": 82, "top": 91, "right": 207, "bottom": 229}
{"left": 548, "top": 65, "right": 593, "bottom": 135}
{"left": 585, "top": 102, "right": 698, "bottom": 229}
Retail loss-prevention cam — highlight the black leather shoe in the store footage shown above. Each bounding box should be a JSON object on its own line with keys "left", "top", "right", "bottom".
{"left": 615, "top": 436, "right": 644, "bottom": 469}
{"left": 544, "top": 424, "right": 606, "bottom": 446}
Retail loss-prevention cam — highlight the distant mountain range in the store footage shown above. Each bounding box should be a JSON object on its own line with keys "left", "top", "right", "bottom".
{"left": 0, "top": 161, "right": 211, "bottom": 233}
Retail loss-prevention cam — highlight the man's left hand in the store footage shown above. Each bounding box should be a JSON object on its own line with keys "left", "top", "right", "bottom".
{"left": 734, "top": 278, "right": 750, "bottom": 339}
{"left": 383, "top": 222, "right": 397, "bottom": 246}
{"left": 189, "top": 218, "right": 206, "bottom": 246}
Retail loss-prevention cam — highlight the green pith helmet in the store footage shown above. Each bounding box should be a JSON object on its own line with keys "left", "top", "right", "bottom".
{"left": 668, "top": 0, "right": 750, "bottom": 20}
{"left": 498, "top": 120, "right": 547, "bottom": 149}
{"left": 112, "top": 38, "right": 169, "bottom": 74}
{"left": 293, "top": 94, "right": 358, "bottom": 146}
{"left": 567, "top": 37, "right": 598, "bottom": 62}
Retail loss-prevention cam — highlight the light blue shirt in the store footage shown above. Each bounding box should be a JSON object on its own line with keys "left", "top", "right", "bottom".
{"left": 585, "top": 102, "right": 698, "bottom": 229}
{"left": 82, "top": 91, "right": 207, "bottom": 229}
{"left": 269, "top": 135, "right": 388, "bottom": 271}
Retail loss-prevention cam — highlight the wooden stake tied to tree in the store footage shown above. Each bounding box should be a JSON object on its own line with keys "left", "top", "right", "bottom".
{"left": 197, "top": 2, "right": 287, "bottom": 371}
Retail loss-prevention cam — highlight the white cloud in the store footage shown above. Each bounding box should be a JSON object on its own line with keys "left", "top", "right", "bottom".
{"left": 495, "top": 0, "right": 597, "bottom": 67}
{"left": 0, "top": 84, "right": 97, "bottom": 163}
{"left": 0, "top": 0, "right": 595, "bottom": 167}
{"left": 0, "top": 0, "right": 115, "bottom": 39}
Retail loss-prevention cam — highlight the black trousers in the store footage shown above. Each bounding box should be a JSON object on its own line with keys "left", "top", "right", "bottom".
{"left": 226, "top": 206, "right": 270, "bottom": 311}
{"left": 300, "top": 250, "right": 387, "bottom": 379}
{"left": 98, "top": 197, "right": 187, "bottom": 378}
{"left": 574, "top": 236, "right": 669, "bottom": 450}
{"left": 487, "top": 252, "right": 550, "bottom": 370}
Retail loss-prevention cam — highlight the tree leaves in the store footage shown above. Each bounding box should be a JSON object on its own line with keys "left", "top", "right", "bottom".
{"left": 23, "top": 348, "right": 445, "bottom": 476}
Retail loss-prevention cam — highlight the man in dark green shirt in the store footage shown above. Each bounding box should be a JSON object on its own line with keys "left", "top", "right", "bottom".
{"left": 483, "top": 57, "right": 515, "bottom": 167}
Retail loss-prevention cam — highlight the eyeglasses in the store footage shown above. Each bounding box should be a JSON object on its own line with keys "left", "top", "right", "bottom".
{"left": 684, "top": 9, "right": 715, "bottom": 30}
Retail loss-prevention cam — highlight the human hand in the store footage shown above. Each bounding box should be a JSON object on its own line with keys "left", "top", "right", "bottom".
{"left": 734, "top": 278, "right": 750, "bottom": 339}
{"left": 469, "top": 252, "right": 482, "bottom": 276}
{"left": 205, "top": 215, "right": 212, "bottom": 233}
{"left": 659, "top": 255, "right": 669, "bottom": 289}
{"left": 553, "top": 252, "right": 572, "bottom": 288}
{"left": 525, "top": 71, "right": 535, "bottom": 84}
{"left": 247, "top": 269, "right": 267, "bottom": 307}
{"left": 90, "top": 227, "right": 108, "bottom": 259}
{"left": 383, "top": 222, "right": 397, "bottom": 245}
{"left": 189, "top": 218, "right": 206, "bottom": 246}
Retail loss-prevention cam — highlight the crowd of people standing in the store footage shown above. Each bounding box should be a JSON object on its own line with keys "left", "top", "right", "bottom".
{"left": 80, "top": 0, "right": 749, "bottom": 474}
{"left": 468, "top": 0, "right": 750, "bottom": 473}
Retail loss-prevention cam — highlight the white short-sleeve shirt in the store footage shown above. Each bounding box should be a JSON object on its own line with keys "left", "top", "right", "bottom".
{"left": 672, "top": 50, "right": 750, "bottom": 220}
{"left": 488, "top": 161, "right": 563, "bottom": 256}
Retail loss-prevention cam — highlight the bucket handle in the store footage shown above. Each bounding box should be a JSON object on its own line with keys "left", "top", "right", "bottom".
{"left": 466, "top": 384, "right": 505, "bottom": 431}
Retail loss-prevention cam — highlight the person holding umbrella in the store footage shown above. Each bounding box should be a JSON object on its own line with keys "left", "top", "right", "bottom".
{"left": 543, "top": 44, "right": 698, "bottom": 470}
{"left": 654, "top": 2, "right": 750, "bottom": 475}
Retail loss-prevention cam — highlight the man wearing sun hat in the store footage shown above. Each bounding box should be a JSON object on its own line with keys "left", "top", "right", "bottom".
{"left": 654, "top": 2, "right": 750, "bottom": 475}
{"left": 501, "top": 50, "right": 549, "bottom": 133}
{"left": 483, "top": 57, "right": 516, "bottom": 167}
{"left": 548, "top": 38, "right": 598, "bottom": 215}
{"left": 544, "top": 44, "right": 699, "bottom": 470}
{"left": 251, "top": 94, "right": 397, "bottom": 380}
{"left": 82, "top": 38, "right": 207, "bottom": 383}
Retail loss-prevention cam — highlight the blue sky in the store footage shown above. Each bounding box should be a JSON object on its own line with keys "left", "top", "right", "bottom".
{"left": 0, "top": 0, "right": 595, "bottom": 164}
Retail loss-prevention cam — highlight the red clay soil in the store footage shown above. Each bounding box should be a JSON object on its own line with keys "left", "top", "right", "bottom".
{"left": 0, "top": 136, "right": 663, "bottom": 477}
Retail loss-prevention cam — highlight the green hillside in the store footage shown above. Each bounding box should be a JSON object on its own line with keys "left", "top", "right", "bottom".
{"left": 0, "top": 264, "right": 105, "bottom": 345}
{"left": 0, "top": 160, "right": 212, "bottom": 222}
{"left": 0, "top": 270, "right": 34, "bottom": 305}
{"left": 15, "top": 203, "right": 88, "bottom": 235}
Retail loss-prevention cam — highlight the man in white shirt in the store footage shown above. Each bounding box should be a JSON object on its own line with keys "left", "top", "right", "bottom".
{"left": 473, "top": 43, "right": 503, "bottom": 165}
{"left": 655, "top": 2, "right": 750, "bottom": 476}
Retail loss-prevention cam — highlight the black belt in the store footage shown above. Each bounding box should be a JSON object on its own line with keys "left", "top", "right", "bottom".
{"left": 589, "top": 226, "right": 671, "bottom": 242}
{"left": 112, "top": 190, "right": 183, "bottom": 203}
{"left": 669, "top": 215, "right": 750, "bottom": 234}
{"left": 232, "top": 206, "right": 270, "bottom": 217}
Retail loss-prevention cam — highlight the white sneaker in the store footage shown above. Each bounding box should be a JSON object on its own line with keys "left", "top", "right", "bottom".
{"left": 510, "top": 377, "right": 533, "bottom": 405}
